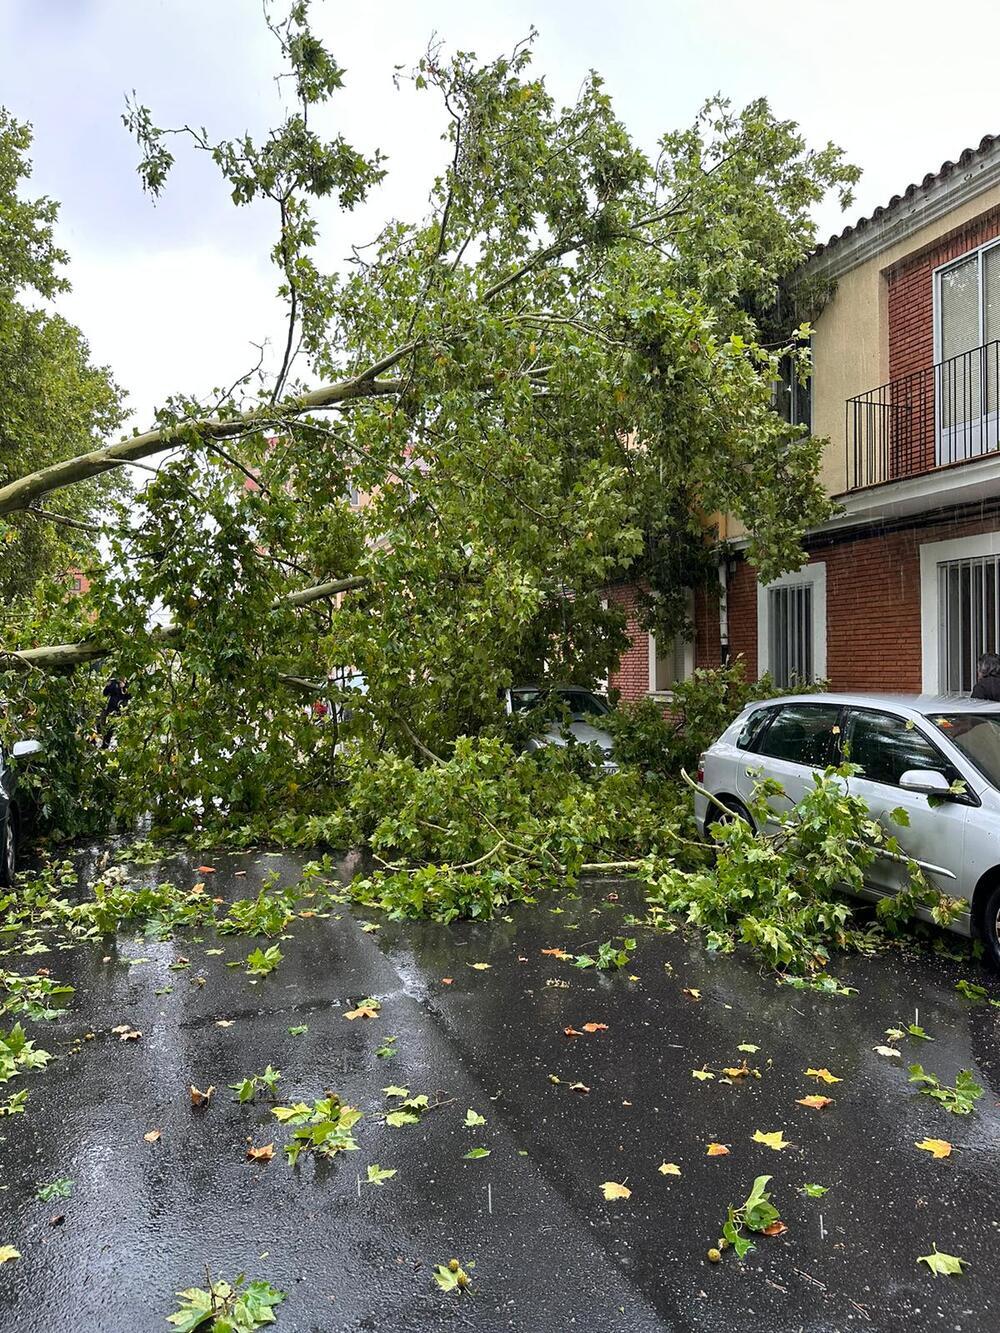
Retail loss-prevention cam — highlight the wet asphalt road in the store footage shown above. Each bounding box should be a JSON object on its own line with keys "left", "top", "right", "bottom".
{"left": 1, "top": 849, "right": 999, "bottom": 1333}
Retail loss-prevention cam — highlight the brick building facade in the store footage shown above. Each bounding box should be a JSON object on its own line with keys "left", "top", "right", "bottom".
{"left": 610, "top": 134, "right": 1000, "bottom": 704}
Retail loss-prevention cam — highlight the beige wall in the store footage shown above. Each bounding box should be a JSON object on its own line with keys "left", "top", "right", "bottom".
{"left": 724, "top": 180, "right": 1000, "bottom": 542}
{"left": 814, "top": 180, "right": 1000, "bottom": 496}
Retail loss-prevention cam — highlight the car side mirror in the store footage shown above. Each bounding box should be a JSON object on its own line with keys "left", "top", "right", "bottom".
{"left": 899, "top": 769, "right": 952, "bottom": 796}
{"left": 11, "top": 739, "right": 42, "bottom": 759}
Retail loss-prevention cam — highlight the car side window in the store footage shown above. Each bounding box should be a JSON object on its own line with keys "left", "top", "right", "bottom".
{"left": 737, "top": 707, "right": 777, "bottom": 751}
{"left": 755, "top": 703, "right": 842, "bottom": 768}
{"left": 844, "top": 709, "right": 961, "bottom": 788}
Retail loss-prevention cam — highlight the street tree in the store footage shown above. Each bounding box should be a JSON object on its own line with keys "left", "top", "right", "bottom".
{"left": 0, "top": 110, "right": 125, "bottom": 603}
{"left": 0, "top": 3, "right": 858, "bottom": 832}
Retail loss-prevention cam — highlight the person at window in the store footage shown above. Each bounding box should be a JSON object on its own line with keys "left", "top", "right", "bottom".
{"left": 971, "top": 653, "right": 1000, "bottom": 701}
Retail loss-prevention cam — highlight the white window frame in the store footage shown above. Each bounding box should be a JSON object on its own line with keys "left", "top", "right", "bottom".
{"left": 933, "top": 239, "right": 1000, "bottom": 464}
{"left": 757, "top": 562, "right": 827, "bottom": 682}
{"left": 647, "top": 590, "right": 695, "bottom": 699}
{"left": 932, "top": 237, "right": 1000, "bottom": 363}
{"left": 919, "top": 529, "right": 1000, "bottom": 691}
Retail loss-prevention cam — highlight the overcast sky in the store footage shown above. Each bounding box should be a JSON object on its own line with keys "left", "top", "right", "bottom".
{"left": 5, "top": 0, "right": 1000, "bottom": 431}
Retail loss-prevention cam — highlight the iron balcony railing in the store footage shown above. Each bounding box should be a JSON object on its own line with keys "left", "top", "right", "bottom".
{"left": 845, "top": 339, "right": 1000, "bottom": 491}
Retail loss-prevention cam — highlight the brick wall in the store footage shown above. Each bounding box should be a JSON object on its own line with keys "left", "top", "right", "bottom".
{"left": 887, "top": 205, "right": 1000, "bottom": 383}
{"left": 723, "top": 504, "right": 1000, "bottom": 693}
{"left": 607, "top": 584, "right": 650, "bottom": 700}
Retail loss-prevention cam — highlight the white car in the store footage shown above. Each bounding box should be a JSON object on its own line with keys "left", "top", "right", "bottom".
{"left": 695, "top": 693, "right": 1000, "bottom": 968}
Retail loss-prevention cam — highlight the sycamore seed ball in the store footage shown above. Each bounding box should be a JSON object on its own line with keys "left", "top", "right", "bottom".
{"left": 448, "top": 1259, "right": 460, "bottom": 1273}
{"left": 707, "top": 1247, "right": 722, "bottom": 1263}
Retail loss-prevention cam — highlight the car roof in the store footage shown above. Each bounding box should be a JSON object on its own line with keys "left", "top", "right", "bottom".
{"left": 743, "top": 692, "right": 1000, "bottom": 717}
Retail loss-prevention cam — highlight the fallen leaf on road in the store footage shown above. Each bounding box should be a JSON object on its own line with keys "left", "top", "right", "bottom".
{"left": 441, "top": 978, "right": 454, "bottom": 985}
{"left": 706, "top": 1143, "right": 730, "bottom": 1156}
{"left": 873, "top": 1045, "right": 901, "bottom": 1058}
{"left": 762, "top": 1221, "right": 788, "bottom": 1236}
{"left": 918, "top": 1245, "right": 968, "bottom": 1277}
{"left": 722, "top": 1063, "right": 751, "bottom": 1079}
{"left": 658, "top": 1162, "right": 681, "bottom": 1176}
{"left": 581, "top": 1022, "right": 608, "bottom": 1033}
{"left": 915, "top": 1138, "right": 953, "bottom": 1159}
{"left": 801, "top": 1183, "right": 828, "bottom": 1197}
{"left": 691, "top": 1068, "right": 714, "bottom": 1081}
{"left": 143, "top": 1129, "right": 162, "bottom": 1143}
{"left": 738, "top": 1043, "right": 760, "bottom": 1054}
{"left": 682, "top": 988, "right": 701, "bottom": 1001}
{"left": 569, "top": 1082, "right": 590, "bottom": 1093}
{"left": 804, "top": 1068, "right": 842, "bottom": 1084}
{"left": 246, "top": 1141, "right": 275, "bottom": 1163}
{"left": 464, "top": 1148, "right": 490, "bottom": 1160}
{"left": 464, "top": 1109, "right": 486, "bottom": 1126}
{"left": 344, "top": 1002, "right": 380, "bottom": 1020}
{"left": 111, "top": 1024, "right": 142, "bottom": 1041}
{"left": 541, "top": 948, "right": 572, "bottom": 959}
{"left": 367, "top": 1164, "right": 397, "bottom": 1184}
{"left": 564, "top": 1026, "right": 584, "bottom": 1038}
{"left": 796, "top": 1095, "right": 833, "bottom": 1110}
{"left": 468, "top": 963, "right": 492, "bottom": 971}
{"left": 0, "top": 1246, "right": 20, "bottom": 1265}
{"left": 189, "top": 1084, "right": 215, "bottom": 1108}
{"left": 753, "top": 1130, "right": 789, "bottom": 1151}
{"left": 601, "top": 1181, "right": 631, "bottom": 1200}
{"left": 215, "top": 1020, "right": 235, "bottom": 1028}
{"left": 196, "top": 866, "right": 216, "bottom": 874}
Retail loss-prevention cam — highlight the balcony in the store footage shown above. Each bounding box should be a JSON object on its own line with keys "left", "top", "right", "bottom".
{"left": 845, "top": 341, "right": 1000, "bottom": 492}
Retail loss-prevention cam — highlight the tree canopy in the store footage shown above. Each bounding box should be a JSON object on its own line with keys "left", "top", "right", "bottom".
{"left": 0, "top": 3, "right": 858, "bottom": 833}
{"left": 0, "top": 110, "right": 125, "bottom": 604}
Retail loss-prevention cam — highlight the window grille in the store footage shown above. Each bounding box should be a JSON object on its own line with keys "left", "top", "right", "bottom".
{"left": 768, "top": 583, "right": 813, "bottom": 687}
{"left": 938, "top": 555, "right": 1000, "bottom": 692}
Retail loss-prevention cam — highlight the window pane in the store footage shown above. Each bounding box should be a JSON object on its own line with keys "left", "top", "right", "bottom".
{"left": 768, "top": 583, "right": 813, "bottom": 687}
{"left": 938, "top": 554, "right": 1000, "bottom": 691}
{"left": 652, "top": 631, "right": 688, "bottom": 692}
{"left": 756, "top": 703, "right": 841, "bottom": 766}
{"left": 939, "top": 257, "right": 982, "bottom": 450}
{"left": 932, "top": 713, "right": 1000, "bottom": 789}
{"left": 985, "top": 247, "right": 1000, "bottom": 346}
{"left": 940, "top": 257, "right": 980, "bottom": 360}
{"left": 737, "top": 706, "right": 778, "bottom": 751}
{"left": 845, "top": 709, "right": 959, "bottom": 787}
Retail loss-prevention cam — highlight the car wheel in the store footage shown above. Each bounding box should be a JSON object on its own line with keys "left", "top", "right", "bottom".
{"left": 706, "top": 797, "right": 754, "bottom": 842}
{"left": 981, "top": 882, "right": 1000, "bottom": 971}
{"left": 0, "top": 812, "right": 15, "bottom": 889}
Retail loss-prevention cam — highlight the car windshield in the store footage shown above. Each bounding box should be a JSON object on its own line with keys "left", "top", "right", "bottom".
{"left": 510, "top": 688, "right": 610, "bottom": 720}
{"left": 929, "top": 712, "right": 1000, "bottom": 789}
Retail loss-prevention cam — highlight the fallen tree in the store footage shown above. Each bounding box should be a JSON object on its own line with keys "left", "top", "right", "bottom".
{"left": 1, "top": 3, "right": 859, "bottom": 838}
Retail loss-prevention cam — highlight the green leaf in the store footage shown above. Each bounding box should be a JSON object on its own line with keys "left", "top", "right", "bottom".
{"left": 385, "top": 1109, "right": 420, "bottom": 1128}
{"left": 366, "top": 1164, "right": 397, "bottom": 1185}
{"left": 956, "top": 979, "right": 987, "bottom": 1002}
{"left": 463, "top": 1147, "right": 490, "bottom": 1159}
{"left": 35, "top": 1177, "right": 73, "bottom": 1202}
{"left": 463, "top": 1108, "right": 486, "bottom": 1127}
{"left": 800, "top": 1183, "right": 828, "bottom": 1198}
{"left": 287, "top": 1024, "right": 308, "bottom": 1036}
{"left": 918, "top": 1245, "right": 968, "bottom": 1277}
{"left": 0, "top": 1245, "right": 21, "bottom": 1265}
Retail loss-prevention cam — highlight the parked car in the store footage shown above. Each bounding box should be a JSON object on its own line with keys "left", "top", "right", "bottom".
{"left": 695, "top": 693, "right": 1000, "bottom": 968}
{"left": 505, "top": 685, "right": 617, "bottom": 771}
{"left": 0, "top": 736, "right": 42, "bottom": 887}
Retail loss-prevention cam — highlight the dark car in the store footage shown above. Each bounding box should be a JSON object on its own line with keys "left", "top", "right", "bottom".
{"left": 1, "top": 736, "right": 41, "bottom": 887}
